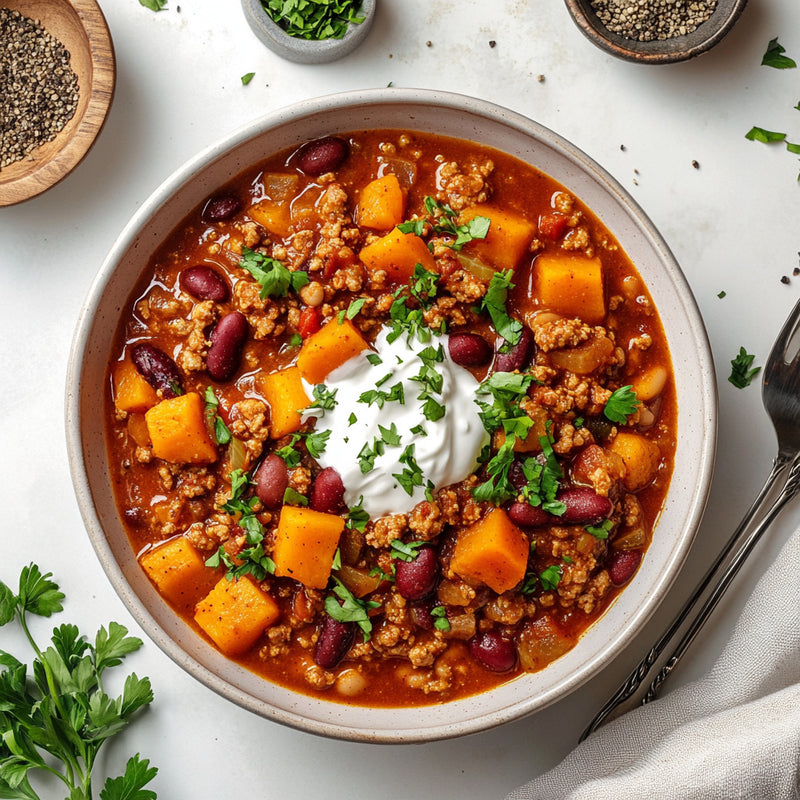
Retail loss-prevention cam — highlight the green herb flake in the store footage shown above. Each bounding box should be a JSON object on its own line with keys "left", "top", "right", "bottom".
{"left": 431, "top": 605, "right": 451, "bottom": 632}
{"left": 603, "top": 385, "right": 640, "bottom": 424}
{"left": 390, "top": 539, "right": 426, "bottom": 562}
{"left": 585, "top": 519, "right": 614, "bottom": 539}
{"left": 538, "top": 564, "right": 563, "bottom": 591}
{"left": 283, "top": 486, "right": 309, "bottom": 506}
{"left": 262, "top": 0, "right": 366, "bottom": 41}
{"left": 745, "top": 126, "right": 788, "bottom": 144}
{"left": 346, "top": 497, "right": 370, "bottom": 532}
{"left": 761, "top": 37, "right": 797, "bottom": 69}
{"left": 139, "top": 0, "right": 166, "bottom": 9}
{"left": 728, "top": 346, "right": 761, "bottom": 389}
{"left": 241, "top": 72, "right": 256, "bottom": 85}
{"left": 239, "top": 246, "right": 310, "bottom": 298}
{"left": 324, "top": 578, "right": 380, "bottom": 641}
{"left": 717, "top": 290, "right": 727, "bottom": 299}
{"left": 366, "top": 353, "right": 383, "bottom": 366}
{"left": 479, "top": 269, "right": 523, "bottom": 346}
{"left": 204, "top": 386, "right": 232, "bottom": 445}
{"left": 304, "top": 428, "right": 331, "bottom": 459}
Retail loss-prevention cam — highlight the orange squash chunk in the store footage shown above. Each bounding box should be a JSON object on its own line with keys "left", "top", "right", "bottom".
{"left": 461, "top": 204, "right": 536, "bottom": 272}
{"left": 194, "top": 576, "right": 280, "bottom": 656}
{"left": 359, "top": 226, "right": 437, "bottom": 284}
{"left": 248, "top": 199, "right": 291, "bottom": 239}
{"left": 296, "top": 318, "right": 369, "bottom": 385}
{"left": 607, "top": 431, "right": 661, "bottom": 491}
{"left": 145, "top": 392, "right": 217, "bottom": 464}
{"left": 256, "top": 366, "right": 311, "bottom": 439}
{"left": 113, "top": 359, "right": 158, "bottom": 414}
{"left": 140, "top": 536, "right": 207, "bottom": 605}
{"left": 357, "top": 173, "right": 405, "bottom": 230}
{"left": 534, "top": 252, "right": 605, "bottom": 324}
{"left": 273, "top": 505, "right": 345, "bottom": 589}
{"left": 450, "top": 508, "right": 529, "bottom": 594}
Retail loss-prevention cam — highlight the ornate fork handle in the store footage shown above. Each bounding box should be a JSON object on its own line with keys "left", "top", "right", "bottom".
{"left": 581, "top": 452, "right": 800, "bottom": 740}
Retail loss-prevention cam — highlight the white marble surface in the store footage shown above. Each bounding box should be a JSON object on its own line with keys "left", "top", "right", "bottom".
{"left": 1, "top": 1, "right": 799, "bottom": 796}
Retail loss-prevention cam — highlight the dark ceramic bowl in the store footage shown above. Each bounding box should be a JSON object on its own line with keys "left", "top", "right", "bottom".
{"left": 564, "top": 0, "right": 748, "bottom": 64}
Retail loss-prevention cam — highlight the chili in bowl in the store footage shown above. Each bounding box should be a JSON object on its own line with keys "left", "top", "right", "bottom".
{"left": 66, "top": 89, "right": 716, "bottom": 741}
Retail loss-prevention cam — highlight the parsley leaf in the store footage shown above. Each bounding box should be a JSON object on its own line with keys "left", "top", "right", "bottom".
{"left": 479, "top": 270, "right": 523, "bottom": 346}
{"left": 603, "top": 385, "right": 639, "bottom": 424}
{"left": 262, "top": 0, "right": 366, "bottom": 40}
{"left": 431, "top": 605, "right": 451, "bottom": 631}
{"left": 346, "top": 497, "right": 370, "bottom": 532}
{"left": 138, "top": 0, "right": 166, "bottom": 10}
{"left": 585, "top": 519, "right": 614, "bottom": 539}
{"left": 239, "top": 247, "right": 309, "bottom": 298}
{"left": 304, "top": 429, "right": 331, "bottom": 459}
{"left": 324, "top": 578, "right": 379, "bottom": 641}
{"left": 204, "top": 387, "right": 231, "bottom": 445}
{"left": 421, "top": 196, "right": 491, "bottom": 251}
{"left": 745, "top": 126, "right": 787, "bottom": 144}
{"left": 241, "top": 72, "right": 256, "bottom": 85}
{"left": 728, "top": 346, "right": 761, "bottom": 389}
{"left": 307, "top": 384, "right": 338, "bottom": 414}
{"left": 392, "top": 443, "right": 425, "bottom": 495}
{"left": 390, "top": 540, "right": 426, "bottom": 562}
{"left": 538, "top": 564, "right": 563, "bottom": 591}
{"left": 762, "top": 37, "right": 797, "bottom": 69}
{"left": 100, "top": 754, "right": 158, "bottom": 800}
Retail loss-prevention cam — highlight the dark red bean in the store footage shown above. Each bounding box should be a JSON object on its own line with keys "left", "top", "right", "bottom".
{"left": 508, "top": 501, "right": 551, "bottom": 528}
{"left": 130, "top": 342, "right": 182, "bottom": 398}
{"left": 314, "top": 615, "right": 354, "bottom": 669}
{"left": 608, "top": 549, "right": 642, "bottom": 586}
{"left": 448, "top": 332, "right": 492, "bottom": 367}
{"left": 508, "top": 460, "right": 528, "bottom": 491}
{"left": 180, "top": 265, "right": 230, "bottom": 302}
{"left": 409, "top": 600, "right": 435, "bottom": 631}
{"left": 207, "top": 312, "right": 248, "bottom": 382}
{"left": 558, "top": 487, "right": 613, "bottom": 525}
{"left": 395, "top": 546, "right": 439, "bottom": 601}
{"left": 494, "top": 326, "right": 535, "bottom": 372}
{"left": 202, "top": 193, "right": 241, "bottom": 222}
{"left": 310, "top": 468, "right": 345, "bottom": 513}
{"left": 294, "top": 136, "right": 349, "bottom": 176}
{"left": 469, "top": 631, "right": 517, "bottom": 673}
{"left": 254, "top": 454, "right": 288, "bottom": 509}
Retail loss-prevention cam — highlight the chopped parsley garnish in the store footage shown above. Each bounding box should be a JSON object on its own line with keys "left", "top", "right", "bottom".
{"left": 585, "top": 519, "right": 614, "bottom": 539}
{"left": 728, "top": 346, "right": 761, "bottom": 389}
{"left": 239, "top": 246, "right": 309, "bottom": 298}
{"left": 410, "top": 423, "right": 427, "bottom": 436}
{"left": 420, "top": 196, "right": 491, "bottom": 251}
{"left": 519, "top": 432, "right": 565, "bottom": 516}
{"left": 241, "top": 71, "right": 255, "bottom": 85}
{"left": 288, "top": 332, "right": 303, "bottom": 347}
{"left": 478, "top": 269, "right": 523, "bottom": 346}
{"left": 139, "top": 0, "right": 166, "bottom": 9}
{"left": 304, "top": 428, "right": 331, "bottom": 458}
{"left": 366, "top": 353, "right": 383, "bottom": 366}
{"left": 0, "top": 564, "right": 158, "bottom": 800}
{"left": 204, "top": 386, "right": 232, "bottom": 445}
{"left": 762, "top": 37, "right": 797, "bottom": 69}
{"left": 358, "top": 438, "right": 384, "bottom": 473}
{"left": 346, "top": 497, "right": 370, "bottom": 532}
{"left": 378, "top": 422, "right": 402, "bottom": 447}
{"left": 348, "top": 411, "right": 358, "bottom": 425}
{"left": 307, "top": 384, "right": 338, "bottom": 414}
{"left": 262, "top": 0, "right": 366, "bottom": 41}
{"left": 392, "top": 443, "right": 425, "bottom": 495}
{"left": 282, "top": 486, "right": 309, "bottom": 506}
{"left": 338, "top": 297, "right": 367, "bottom": 324}
{"left": 603, "top": 385, "right": 639, "bottom": 424}
{"left": 408, "top": 262, "right": 440, "bottom": 306}
{"left": 538, "top": 564, "right": 563, "bottom": 592}
{"left": 745, "top": 126, "right": 788, "bottom": 144}
{"left": 358, "top": 381, "right": 404, "bottom": 409}
{"left": 274, "top": 434, "right": 303, "bottom": 468}
{"left": 390, "top": 539, "right": 426, "bottom": 562}
{"left": 431, "top": 604, "right": 451, "bottom": 632}
{"left": 324, "top": 578, "right": 379, "bottom": 641}
{"left": 717, "top": 290, "right": 727, "bottom": 299}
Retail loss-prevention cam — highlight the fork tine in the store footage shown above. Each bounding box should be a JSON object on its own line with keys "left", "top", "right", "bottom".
{"left": 764, "top": 299, "right": 800, "bottom": 382}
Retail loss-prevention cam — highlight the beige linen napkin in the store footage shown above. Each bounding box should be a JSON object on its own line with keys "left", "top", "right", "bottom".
{"left": 507, "top": 529, "right": 800, "bottom": 800}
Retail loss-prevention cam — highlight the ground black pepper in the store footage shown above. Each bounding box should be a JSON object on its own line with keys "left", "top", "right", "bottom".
{"left": 0, "top": 8, "right": 80, "bottom": 170}
{"left": 589, "top": 0, "right": 718, "bottom": 42}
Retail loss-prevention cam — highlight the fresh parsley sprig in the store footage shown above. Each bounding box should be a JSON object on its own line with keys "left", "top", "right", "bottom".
{"left": 478, "top": 270, "right": 523, "bottom": 347}
{"left": 762, "top": 37, "right": 797, "bottom": 69}
{"left": 399, "top": 196, "right": 490, "bottom": 252}
{"left": 324, "top": 578, "right": 379, "bottom": 641}
{"left": 0, "top": 564, "right": 158, "bottom": 800}
{"left": 728, "top": 346, "right": 761, "bottom": 389}
{"left": 204, "top": 387, "right": 232, "bottom": 445}
{"left": 239, "top": 247, "right": 309, "bottom": 299}
{"left": 261, "top": 0, "right": 365, "bottom": 41}
{"left": 603, "top": 385, "right": 639, "bottom": 425}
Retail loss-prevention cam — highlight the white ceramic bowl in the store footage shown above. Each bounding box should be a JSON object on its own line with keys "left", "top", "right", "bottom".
{"left": 66, "top": 88, "right": 716, "bottom": 743}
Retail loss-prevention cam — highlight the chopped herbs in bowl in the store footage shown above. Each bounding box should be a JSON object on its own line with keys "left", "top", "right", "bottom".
{"left": 241, "top": 0, "right": 375, "bottom": 63}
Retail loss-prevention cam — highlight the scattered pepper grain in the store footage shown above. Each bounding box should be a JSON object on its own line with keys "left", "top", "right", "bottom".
{"left": 589, "top": 0, "right": 718, "bottom": 42}
{"left": 0, "top": 8, "right": 80, "bottom": 170}
{"left": 692, "top": 159, "right": 700, "bottom": 169}
{"left": 489, "top": 40, "right": 496, "bottom": 48}
{"left": 781, "top": 275, "right": 790, "bottom": 285}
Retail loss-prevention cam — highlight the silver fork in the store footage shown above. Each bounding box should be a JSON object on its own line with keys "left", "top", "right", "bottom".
{"left": 582, "top": 298, "right": 800, "bottom": 740}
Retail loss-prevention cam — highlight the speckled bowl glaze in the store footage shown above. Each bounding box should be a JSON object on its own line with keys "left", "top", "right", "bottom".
{"left": 66, "top": 88, "right": 717, "bottom": 743}
{"left": 564, "top": 0, "right": 748, "bottom": 64}
{"left": 240, "top": 0, "right": 375, "bottom": 64}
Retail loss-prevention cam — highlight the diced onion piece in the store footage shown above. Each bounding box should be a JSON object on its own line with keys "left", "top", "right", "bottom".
{"left": 455, "top": 252, "right": 497, "bottom": 282}
{"left": 335, "top": 564, "right": 381, "bottom": 598}
{"left": 263, "top": 172, "right": 300, "bottom": 201}
{"left": 549, "top": 335, "right": 614, "bottom": 375}
{"left": 517, "top": 616, "right": 575, "bottom": 672}
{"left": 613, "top": 526, "right": 647, "bottom": 550}
{"left": 227, "top": 437, "right": 248, "bottom": 472}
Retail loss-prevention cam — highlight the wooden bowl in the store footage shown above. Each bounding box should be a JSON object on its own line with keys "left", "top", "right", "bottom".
{"left": 564, "top": 0, "right": 748, "bottom": 64}
{"left": 0, "top": 0, "right": 115, "bottom": 206}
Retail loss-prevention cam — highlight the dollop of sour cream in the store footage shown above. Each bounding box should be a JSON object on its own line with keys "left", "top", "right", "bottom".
{"left": 304, "top": 328, "right": 488, "bottom": 518}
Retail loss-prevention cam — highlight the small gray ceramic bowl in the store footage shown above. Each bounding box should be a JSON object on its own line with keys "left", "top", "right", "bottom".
{"left": 66, "top": 88, "right": 716, "bottom": 742}
{"left": 565, "top": 0, "right": 748, "bottom": 64}
{"left": 241, "top": 0, "right": 375, "bottom": 64}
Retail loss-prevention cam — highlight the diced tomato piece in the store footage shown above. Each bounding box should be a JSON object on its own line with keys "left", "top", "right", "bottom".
{"left": 298, "top": 307, "right": 322, "bottom": 339}
{"left": 322, "top": 247, "right": 357, "bottom": 280}
{"left": 538, "top": 212, "right": 568, "bottom": 240}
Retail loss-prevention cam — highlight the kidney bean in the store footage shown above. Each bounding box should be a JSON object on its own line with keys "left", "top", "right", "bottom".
{"left": 294, "top": 136, "right": 349, "bottom": 176}
{"left": 130, "top": 342, "right": 182, "bottom": 398}
{"left": 508, "top": 501, "right": 551, "bottom": 528}
{"left": 254, "top": 454, "right": 288, "bottom": 509}
{"left": 468, "top": 631, "right": 517, "bottom": 673}
{"left": 448, "top": 332, "right": 492, "bottom": 367}
{"left": 395, "top": 546, "right": 439, "bottom": 601}
{"left": 310, "top": 467, "right": 345, "bottom": 513}
{"left": 202, "top": 193, "right": 241, "bottom": 222}
{"left": 314, "top": 615, "right": 355, "bottom": 669}
{"left": 508, "top": 460, "right": 528, "bottom": 491}
{"left": 409, "top": 600, "right": 435, "bottom": 631}
{"left": 207, "top": 312, "right": 248, "bottom": 382}
{"left": 608, "top": 549, "right": 642, "bottom": 586}
{"left": 494, "top": 325, "right": 535, "bottom": 372}
{"left": 558, "top": 487, "right": 613, "bottom": 525}
{"left": 180, "top": 265, "right": 230, "bottom": 302}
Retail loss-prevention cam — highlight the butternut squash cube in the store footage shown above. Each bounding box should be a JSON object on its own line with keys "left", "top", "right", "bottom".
{"left": 145, "top": 392, "right": 217, "bottom": 464}
{"left": 273, "top": 505, "right": 346, "bottom": 589}
{"left": 450, "top": 508, "right": 529, "bottom": 594}
{"left": 194, "top": 576, "right": 280, "bottom": 656}
{"left": 607, "top": 432, "right": 661, "bottom": 492}
{"left": 534, "top": 252, "right": 605, "bottom": 324}
{"left": 256, "top": 366, "right": 311, "bottom": 439}
{"left": 113, "top": 359, "right": 158, "bottom": 414}
{"left": 296, "top": 318, "right": 369, "bottom": 385}
{"left": 357, "top": 173, "right": 405, "bottom": 230}
{"left": 248, "top": 199, "right": 291, "bottom": 239}
{"left": 359, "top": 226, "right": 437, "bottom": 284}
{"left": 461, "top": 204, "right": 536, "bottom": 272}
{"left": 140, "top": 536, "right": 207, "bottom": 605}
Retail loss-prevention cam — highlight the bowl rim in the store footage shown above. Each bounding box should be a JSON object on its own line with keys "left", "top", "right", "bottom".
{"left": 66, "top": 87, "right": 717, "bottom": 742}
{"left": 564, "top": 0, "right": 749, "bottom": 64}
{"left": 0, "top": 0, "right": 116, "bottom": 206}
